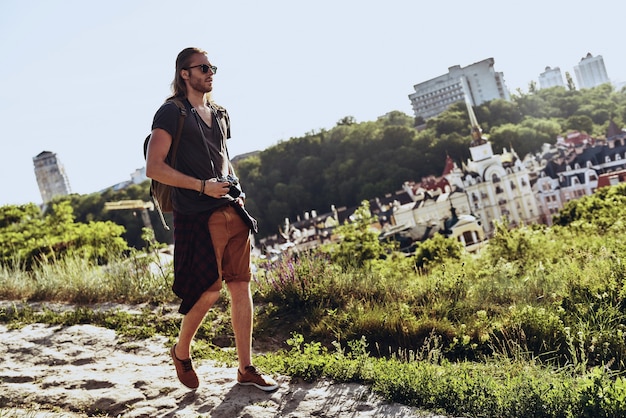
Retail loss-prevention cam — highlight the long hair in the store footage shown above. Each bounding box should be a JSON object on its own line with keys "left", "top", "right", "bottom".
{"left": 167, "top": 47, "right": 210, "bottom": 102}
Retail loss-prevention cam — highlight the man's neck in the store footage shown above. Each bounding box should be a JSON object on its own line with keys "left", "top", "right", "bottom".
{"left": 186, "top": 91, "right": 206, "bottom": 109}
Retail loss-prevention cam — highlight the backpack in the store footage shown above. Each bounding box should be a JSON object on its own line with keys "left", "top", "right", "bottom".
{"left": 143, "top": 99, "right": 186, "bottom": 230}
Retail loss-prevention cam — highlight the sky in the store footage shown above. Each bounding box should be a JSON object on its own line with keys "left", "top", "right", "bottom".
{"left": 1, "top": 0, "right": 625, "bottom": 207}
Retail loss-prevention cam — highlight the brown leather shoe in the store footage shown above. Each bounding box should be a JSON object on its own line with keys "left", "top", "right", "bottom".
{"left": 237, "top": 365, "right": 278, "bottom": 391}
{"left": 170, "top": 344, "right": 199, "bottom": 389}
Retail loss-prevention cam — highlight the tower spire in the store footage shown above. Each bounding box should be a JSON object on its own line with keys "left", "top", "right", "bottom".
{"left": 460, "top": 76, "right": 486, "bottom": 146}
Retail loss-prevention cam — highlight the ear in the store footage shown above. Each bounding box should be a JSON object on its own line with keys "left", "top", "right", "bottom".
{"left": 180, "top": 69, "right": 190, "bottom": 80}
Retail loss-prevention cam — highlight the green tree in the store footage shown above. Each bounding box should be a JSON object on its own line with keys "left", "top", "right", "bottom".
{"left": 521, "top": 118, "right": 562, "bottom": 142}
{"left": 566, "top": 115, "right": 594, "bottom": 134}
{"left": 551, "top": 87, "right": 583, "bottom": 117}
{"left": 553, "top": 183, "right": 626, "bottom": 234}
{"left": 337, "top": 116, "right": 356, "bottom": 126}
{"left": 379, "top": 110, "right": 414, "bottom": 127}
{"left": 427, "top": 107, "right": 470, "bottom": 138}
{"left": 488, "top": 123, "right": 547, "bottom": 159}
{"left": 565, "top": 71, "right": 576, "bottom": 91}
{"left": 322, "top": 200, "right": 392, "bottom": 269}
{"left": 0, "top": 201, "right": 128, "bottom": 269}
{"left": 414, "top": 233, "right": 463, "bottom": 270}
{"left": 478, "top": 98, "right": 523, "bottom": 126}
{"left": 513, "top": 94, "right": 554, "bottom": 119}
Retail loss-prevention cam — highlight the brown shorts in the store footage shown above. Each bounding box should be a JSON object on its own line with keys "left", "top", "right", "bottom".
{"left": 208, "top": 204, "right": 252, "bottom": 285}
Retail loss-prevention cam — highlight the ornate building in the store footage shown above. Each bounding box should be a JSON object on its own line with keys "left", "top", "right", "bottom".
{"left": 397, "top": 91, "right": 539, "bottom": 243}
{"left": 455, "top": 106, "right": 540, "bottom": 234}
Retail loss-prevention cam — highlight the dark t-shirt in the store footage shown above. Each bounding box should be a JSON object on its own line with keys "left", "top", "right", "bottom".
{"left": 151, "top": 99, "right": 232, "bottom": 214}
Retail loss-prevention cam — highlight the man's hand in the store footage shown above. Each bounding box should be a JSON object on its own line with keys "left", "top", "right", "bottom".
{"left": 205, "top": 178, "right": 231, "bottom": 198}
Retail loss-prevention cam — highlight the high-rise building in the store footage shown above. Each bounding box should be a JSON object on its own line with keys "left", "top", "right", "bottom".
{"left": 33, "top": 151, "right": 71, "bottom": 203}
{"left": 408, "top": 58, "right": 510, "bottom": 121}
{"left": 574, "top": 53, "right": 610, "bottom": 89}
{"left": 538, "top": 66, "right": 565, "bottom": 89}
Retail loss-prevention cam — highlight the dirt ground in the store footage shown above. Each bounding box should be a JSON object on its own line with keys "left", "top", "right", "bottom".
{"left": 1, "top": 314, "right": 452, "bottom": 418}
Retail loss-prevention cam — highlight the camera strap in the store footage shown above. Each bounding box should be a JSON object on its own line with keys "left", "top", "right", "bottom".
{"left": 208, "top": 103, "right": 234, "bottom": 174}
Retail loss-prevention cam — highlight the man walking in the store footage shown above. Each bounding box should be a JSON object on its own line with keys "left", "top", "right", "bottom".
{"left": 145, "top": 47, "right": 277, "bottom": 392}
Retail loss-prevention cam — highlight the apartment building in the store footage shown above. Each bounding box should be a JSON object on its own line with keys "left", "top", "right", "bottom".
{"left": 574, "top": 53, "right": 610, "bottom": 89}
{"left": 538, "top": 66, "right": 565, "bottom": 89}
{"left": 33, "top": 151, "right": 72, "bottom": 204}
{"left": 408, "top": 58, "right": 510, "bottom": 121}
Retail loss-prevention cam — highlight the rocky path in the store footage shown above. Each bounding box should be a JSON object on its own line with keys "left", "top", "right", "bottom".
{"left": 1, "top": 322, "right": 447, "bottom": 417}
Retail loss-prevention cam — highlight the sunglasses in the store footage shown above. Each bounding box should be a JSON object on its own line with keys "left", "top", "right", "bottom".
{"left": 186, "top": 64, "right": 217, "bottom": 74}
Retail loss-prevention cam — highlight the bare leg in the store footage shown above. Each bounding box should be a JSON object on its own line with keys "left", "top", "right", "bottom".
{"left": 227, "top": 280, "right": 253, "bottom": 370}
{"left": 175, "top": 285, "right": 221, "bottom": 359}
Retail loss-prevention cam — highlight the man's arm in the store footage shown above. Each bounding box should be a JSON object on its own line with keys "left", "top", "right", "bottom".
{"left": 146, "top": 128, "right": 229, "bottom": 198}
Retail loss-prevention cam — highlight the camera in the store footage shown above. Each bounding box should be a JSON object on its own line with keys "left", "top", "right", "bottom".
{"left": 217, "top": 174, "right": 241, "bottom": 199}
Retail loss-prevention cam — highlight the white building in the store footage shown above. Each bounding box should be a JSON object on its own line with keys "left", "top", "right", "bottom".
{"left": 408, "top": 58, "right": 510, "bottom": 121}
{"left": 532, "top": 121, "right": 626, "bottom": 224}
{"left": 130, "top": 167, "right": 148, "bottom": 185}
{"left": 459, "top": 145, "right": 539, "bottom": 235}
{"left": 454, "top": 87, "right": 539, "bottom": 235}
{"left": 397, "top": 88, "right": 540, "bottom": 243}
{"left": 574, "top": 53, "right": 610, "bottom": 89}
{"left": 33, "top": 151, "right": 72, "bottom": 204}
{"left": 396, "top": 140, "right": 538, "bottom": 245}
{"left": 533, "top": 162, "right": 598, "bottom": 226}
{"left": 538, "top": 66, "right": 565, "bottom": 89}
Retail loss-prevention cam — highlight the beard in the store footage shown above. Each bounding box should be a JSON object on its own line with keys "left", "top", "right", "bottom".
{"left": 189, "top": 76, "right": 213, "bottom": 94}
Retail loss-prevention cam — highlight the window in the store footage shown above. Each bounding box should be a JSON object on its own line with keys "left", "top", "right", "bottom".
{"left": 463, "top": 231, "right": 478, "bottom": 245}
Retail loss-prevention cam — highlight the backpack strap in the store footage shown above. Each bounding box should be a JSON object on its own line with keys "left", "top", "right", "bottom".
{"left": 167, "top": 98, "right": 187, "bottom": 166}
{"left": 151, "top": 99, "right": 187, "bottom": 230}
{"left": 143, "top": 99, "right": 187, "bottom": 159}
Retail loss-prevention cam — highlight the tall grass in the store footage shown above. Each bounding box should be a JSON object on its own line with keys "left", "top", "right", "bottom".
{"left": 253, "top": 222, "right": 626, "bottom": 373}
{"left": 0, "top": 250, "right": 174, "bottom": 305}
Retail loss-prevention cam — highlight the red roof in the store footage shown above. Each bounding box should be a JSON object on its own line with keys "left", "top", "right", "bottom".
{"left": 597, "top": 169, "right": 626, "bottom": 188}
